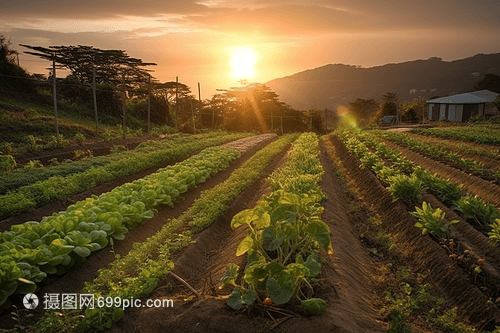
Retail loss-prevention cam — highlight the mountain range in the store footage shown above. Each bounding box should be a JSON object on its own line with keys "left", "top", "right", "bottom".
{"left": 265, "top": 53, "right": 500, "bottom": 110}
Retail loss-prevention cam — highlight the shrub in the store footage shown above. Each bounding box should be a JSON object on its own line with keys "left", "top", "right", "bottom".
{"left": 109, "top": 145, "right": 128, "bottom": 154}
{"left": 72, "top": 149, "right": 93, "bottom": 160}
{"left": 0, "top": 155, "right": 16, "bottom": 175}
{"left": 24, "top": 160, "right": 43, "bottom": 169}
{"left": 26, "top": 135, "right": 41, "bottom": 151}
{"left": 46, "top": 134, "right": 70, "bottom": 149}
{"left": 75, "top": 132, "right": 86, "bottom": 145}
{"left": 0, "top": 141, "right": 13, "bottom": 155}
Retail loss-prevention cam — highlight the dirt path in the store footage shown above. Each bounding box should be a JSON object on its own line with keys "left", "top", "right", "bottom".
{"left": 331, "top": 135, "right": 500, "bottom": 329}
{"left": 0, "top": 135, "right": 277, "bottom": 330}
{"left": 382, "top": 139, "right": 500, "bottom": 208}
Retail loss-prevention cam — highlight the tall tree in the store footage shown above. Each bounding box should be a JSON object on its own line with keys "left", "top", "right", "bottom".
{"left": 20, "top": 44, "right": 156, "bottom": 88}
{"left": 222, "top": 82, "right": 281, "bottom": 132}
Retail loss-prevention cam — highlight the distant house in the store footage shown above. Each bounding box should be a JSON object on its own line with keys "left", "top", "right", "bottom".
{"left": 427, "top": 90, "right": 499, "bottom": 122}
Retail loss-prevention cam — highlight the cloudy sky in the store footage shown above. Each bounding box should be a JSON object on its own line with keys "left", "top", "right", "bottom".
{"left": 1, "top": 0, "right": 499, "bottom": 99}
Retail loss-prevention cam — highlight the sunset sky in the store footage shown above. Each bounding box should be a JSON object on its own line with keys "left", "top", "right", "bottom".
{"left": 1, "top": 0, "right": 499, "bottom": 100}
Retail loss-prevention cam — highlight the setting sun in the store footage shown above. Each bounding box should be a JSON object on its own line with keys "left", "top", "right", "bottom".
{"left": 231, "top": 47, "right": 257, "bottom": 80}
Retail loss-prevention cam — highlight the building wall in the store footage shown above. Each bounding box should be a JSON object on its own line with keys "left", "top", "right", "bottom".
{"left": 439, "top": 104, "right": 446, "bottom": 119}
{"left": 448, "top": 104, "right": 456, "bottom": 121}
{"left": 455, "top": 104, "right": 463, "bottom": 121}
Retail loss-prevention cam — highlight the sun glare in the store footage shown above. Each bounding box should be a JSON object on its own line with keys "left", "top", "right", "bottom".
{"left": 231, "top": 47, "right": 257, "bottom": 80}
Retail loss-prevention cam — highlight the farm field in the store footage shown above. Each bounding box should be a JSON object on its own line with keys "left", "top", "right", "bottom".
{"left": 2, "top": 128, "right": 500, "bottom": 333}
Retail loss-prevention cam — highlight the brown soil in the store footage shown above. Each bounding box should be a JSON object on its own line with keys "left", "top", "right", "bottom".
{"left": 330, "top": 134, "right": 500, "bottom": 329}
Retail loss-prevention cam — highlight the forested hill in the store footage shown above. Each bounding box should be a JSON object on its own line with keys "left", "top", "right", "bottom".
{"left": 265, "top": 53, "right": 500, "bottom": 110}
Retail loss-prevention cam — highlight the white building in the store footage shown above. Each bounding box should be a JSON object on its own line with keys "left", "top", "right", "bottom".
{"left": 427, "top": 90, "right": 499, "bottom": 122}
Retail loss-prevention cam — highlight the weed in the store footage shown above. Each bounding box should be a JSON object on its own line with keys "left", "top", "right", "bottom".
{"left": 75, "top": 132, "right": 86, "bottom": 145}
{"left": 24, "top": 160, "right": 43, "bottom": 169}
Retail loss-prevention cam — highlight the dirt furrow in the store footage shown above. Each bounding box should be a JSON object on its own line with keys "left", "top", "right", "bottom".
{"left": 382, "top": 139, "right": 500, "bottom": 207}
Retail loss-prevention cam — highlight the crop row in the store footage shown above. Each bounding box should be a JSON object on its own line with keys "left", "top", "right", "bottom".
{"left": 336, "top": 129, "right": 500, "bottom": 244}
{"left": 0, "top": 145, "right": 241, "bottom": 310}
{"left": 0, "top": 133, "right": 193, "bottom": 195}
{"left": 30, "top": 133, "right": 298, "bottom": 332}
{"left": 0, "top": 131, "right": 250, "bottom": 220}
{"left": 373, "top": 130, "right": 490, "bottom": 177}
{"left": 412, "top": 126, "right": 500, "bottom": 146}
{"left": 221, "top": 132, "right": 332, "bottom": 314}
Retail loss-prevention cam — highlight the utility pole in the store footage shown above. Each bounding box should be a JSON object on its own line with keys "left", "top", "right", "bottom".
{"left": 191, "top": 99, "right": 196, "bottom": 134}
{"left": 92, "top": 67, "right": 98, "bottom": 137}
{"left": 122, "top": 73, "right": 126, "bottom": 139}
{"left": 52, "top": 55, "right": 59, "bottom": 135}
{"left": 198, "top": 82, "right": 202, "bottom": 130}
{"left": 147, "top": 74, "right": 151, "bottom": 135}
{"left": 175, "top": 76, "right": 179, "bottom": 130}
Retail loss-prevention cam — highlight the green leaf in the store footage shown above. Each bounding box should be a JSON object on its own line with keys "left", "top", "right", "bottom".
{"left": 266, "top": 277, "right": 293, "bottom": 305}
{"left": 304, "top": 220, "right": 332, "bottom": 251}
{"left": 262, "top": 226, "right": 284, "bottom": 251}
{"left": 236, "top": 236, "right": 253, "bottom": 256}
{"left": 227, "top": 288, "right": 243, "bottom": 310}
{"left": 241, "top": 287, "right": 257, "bottom": 305}
{"left": 304, "top": 254, "right": 322, "bottom": 277}
{"left": 112, "top": 308, "right": 124, "bottom": 322}
{"left": 0, "top": 290, "right": 7, "bottom": 306}
{"left": 74, "top": 246, "right": 91, "bottom": 258}
{"left": 301, "top": 298, "right": 326, "bottom": 314}
{"left": 220, "top": 264, "right": 239, "bottom": 288}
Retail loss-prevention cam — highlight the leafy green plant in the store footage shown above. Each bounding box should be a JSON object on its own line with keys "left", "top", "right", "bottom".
{"left": 411, "top": 202, "right": 459, "bottom": 239}
{"left": 46, "top": 134, "right": 70, "bottom": 149}
{"left": 48, "top": 157, "right": 60, "bottom": 166}
{"left": 222, "top": 133, "right": 330, "bottom": 314}
{"left": 0, "top": 155, "right": 16, "bottom": 175}
{"left": 23, "top": 160, "right": 43, "bottom": 169}
{"left": 26, "top": 135, "right": 41, "bottom": 151}
{"left": 75, "top": 132, "right": 86, "bottom": 145}
{"left": 387, "top": 174, "right": 423, "bottom": 205}
{"left": 488, "top": 219, "right": 500, "bottom": 246}
{"left": 109, "top": 145, "right": 128, "bottom": 154}
{"left": 452, "top": 195, "right": 500, "bottom": 227}
{"left": 72, "top": 149, "right": 93, "bottom": 160}
{"left": 0, "top": 141, "right": 13, "bottom": 155}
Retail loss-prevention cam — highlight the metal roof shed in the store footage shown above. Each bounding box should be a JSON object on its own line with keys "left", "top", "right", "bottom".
{"left": 427, "top": 90, "right": 499, "bottom": 122}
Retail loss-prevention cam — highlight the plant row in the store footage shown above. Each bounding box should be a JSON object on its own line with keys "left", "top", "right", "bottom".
{"left": 412, "top": 126, "right": 500, "bottom": 146}
{"left": 0, "top": 133, "right": 192, "bottom": 194}
{"left": 30, "top": 133, "right": 298, "bottom": 332}
{"left": 0, "top": 131, "right": 250, "bottom": 220}
{"left": 337, "top": 130, "right": 500, "bottom": 310}
{"left": 0, "top": 145, "right": 241, "bottom": 310}
{"left": 372, "top": 130, "right": 491, "bottom": 178}
{"left": 336, "top": 129, "right": 500, "bottom": 245}
{"left": 221, "top": 132, "right": 332, "bottom": 315}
